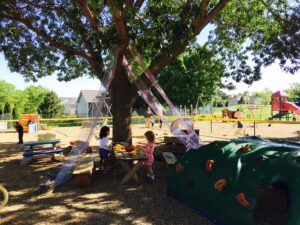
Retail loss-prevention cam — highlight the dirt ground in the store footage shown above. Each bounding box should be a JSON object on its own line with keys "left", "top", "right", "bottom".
{"left": 1, "top": 121, "right": 300, "bottom": 146}
{"left": 0, "top": 122, "right": 299, "bottom": 225}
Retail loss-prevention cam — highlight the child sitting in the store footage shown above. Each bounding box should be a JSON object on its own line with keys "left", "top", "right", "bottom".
{"left": 99, "top": 126, "right": 110, "bottom": 171}
{"left": 137, "top": 131, "right": 155, "bottom": 182}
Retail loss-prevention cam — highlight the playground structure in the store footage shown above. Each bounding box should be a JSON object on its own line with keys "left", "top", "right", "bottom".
{"left": 20, "top": 114, "right": 39, "bottom": 133}
{"left": 167, "top": 136, "right": 300, "bottom": 225}
{"left": 0, "top": 184, "right": 8, "bottom": 210}
{"left": 271, "top": 91, "right": 300, "bottom": 120}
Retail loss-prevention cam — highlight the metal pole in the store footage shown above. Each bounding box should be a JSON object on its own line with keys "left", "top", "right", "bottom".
{"left": 254, "top": 122, "right": 256, "bottom": 136}
{"left": 210, "top": 119, "right": 213, "bottom": 133}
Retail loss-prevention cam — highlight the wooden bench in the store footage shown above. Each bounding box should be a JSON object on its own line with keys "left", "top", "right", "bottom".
{"left": 73, "top": 156, "right": 95, "bottom": 187}
{"left": 162, "top": 152, "right": 177, "bottom": 165}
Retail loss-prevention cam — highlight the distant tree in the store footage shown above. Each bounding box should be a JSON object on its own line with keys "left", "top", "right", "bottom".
{"left": 287, "top": 83, "right": 300, "bottom": 103}
{"left": 0, "top": 80, "right": 16, "bottom": 106}
{"left": 251, "top": 88, "right": 273, "bottom": 105}
{"left": 38, "top": 91, "right": 64, "bottom": 117}
{"left": 0, "top": 106, "right": 3, "bottom": 115}
{"left": 133, "top": 96, "right": 148, "bottom": 111}
{"left": 4, "top": 102, "right": 11, "bottom": 114}
{"left": 12, "top": 106, "right": 17, "bottom": 118}
{"left": 214, "top": 90, "right": 229, "bottom": 107}
{"left": 238, "top": 96, "right": 244, "bottom": 104}
{"left": 22, "top": 86, "right": 49, "bottom": 113}
{"left": 158, "top": 46, "right": 225, "bottom": 106}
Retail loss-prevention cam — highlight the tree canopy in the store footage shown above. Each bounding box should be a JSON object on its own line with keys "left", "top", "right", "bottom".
{"left": 38, "top": 91, "right": 64, "bottom": 117}
{"left": 1, "top": 0, "right": 299, "bottom": 142}
{"left": 1, "top": 1, "right": 298, "bottom": 84}
{"left": 209, "top": 0, "right": 300, "bottom": 86}
{"left": 158, "top": 45, "right": 224, "bottom": 106}
{"left": 0, "top": 80, "right": 16, "bottom": 110}
{"left": 251, "top": 88, "right": 273, "bottom": 105}
{"left": 3, "top": 102, "right": 11, "bottom": 114}
{"left": 286, "top": 83, "right": 300, "bottom": 103}
{"left": 22, "top": 85, "right": 49, "bottom": 113}
{"left": 0, "top": 81, "right": 53, "bottom": 116}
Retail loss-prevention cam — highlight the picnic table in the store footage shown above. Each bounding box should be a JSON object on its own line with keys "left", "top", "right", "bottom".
{"left": 20, "top": 139, "right": 62, "bottom": 165}
{"left": 21, "top": 139, "right": 61, "bottom": 151}
{"left": 114, "top": 149, "right": 148, "bottom": 184}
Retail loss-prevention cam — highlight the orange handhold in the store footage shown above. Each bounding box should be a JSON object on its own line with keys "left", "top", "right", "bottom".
{"left": 241, "top": 144, "right": 251, "bottom": 153}
{"left": 236, "top": 193, "right": 250, "bottom": 207}
{"left": 176, "top": 164, "right": 184, "bottom": 173}
{"left": 206, "top": 160, "right": 215, "bottom": 172}
{"left": 214, "top": 179, "right": 227, "bottom": 191}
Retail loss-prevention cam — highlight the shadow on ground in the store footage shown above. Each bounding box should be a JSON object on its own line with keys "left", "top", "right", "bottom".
{"left": 0, "top": 142, "right": 212, "bottom": 225}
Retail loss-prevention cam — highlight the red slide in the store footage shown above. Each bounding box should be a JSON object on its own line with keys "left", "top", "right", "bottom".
{"left": 282, "top": 101, "right": 300, "bottom": 115}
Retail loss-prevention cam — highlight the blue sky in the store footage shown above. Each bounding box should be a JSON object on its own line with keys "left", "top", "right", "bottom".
{"left": 0, "top": 25, "right": 299, "bottom": 97}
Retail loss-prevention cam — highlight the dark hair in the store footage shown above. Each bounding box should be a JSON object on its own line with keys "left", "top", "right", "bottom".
{"left": 144, "top": 131, "right": 155, "bottom": 142}
{"left": 100, "top": 126, "right": 110, "bottom": 139}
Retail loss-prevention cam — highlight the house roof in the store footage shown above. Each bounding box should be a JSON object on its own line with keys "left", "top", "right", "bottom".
{"left": 77, "top": 90, "right": 101, "bottom": 103}
{"left": 272, "top": 90, "right": 289, "bottom": 98}
{"left": 229, "top": 95, "right": 241, "bottom": 101}
{"left": 60, "top": 97, "right": 77, "bottom": 105}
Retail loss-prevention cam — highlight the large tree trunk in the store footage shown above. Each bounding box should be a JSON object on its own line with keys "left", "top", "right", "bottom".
{"left": 111, "top": 65, "right": 137, "bottom": 144}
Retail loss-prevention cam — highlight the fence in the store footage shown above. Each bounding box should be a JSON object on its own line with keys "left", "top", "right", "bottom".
{"left": 1, "top": 114, "right": 299, "bottom": 133}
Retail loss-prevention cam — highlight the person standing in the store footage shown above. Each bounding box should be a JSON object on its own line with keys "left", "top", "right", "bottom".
{"left": 145, "top": 107, "right": 151, "bottom": 128}
{"left": 137, "top": 131, "right": 155, "bottom": 182}
{"left": 234, "top": 109, "right": 244, "bottom": 135}
{"left": 15, "top": 122, "right": 24, "bottom": 144}
{"left": 99, "top": 126, "right": 110, "bottom": 171}
{"left": 292, "top": 111, "right": 297, "bottom": 121}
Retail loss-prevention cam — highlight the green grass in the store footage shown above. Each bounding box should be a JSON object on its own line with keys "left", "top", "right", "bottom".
{"left": 213, "top": 104, "right": 272, "bottom": 120}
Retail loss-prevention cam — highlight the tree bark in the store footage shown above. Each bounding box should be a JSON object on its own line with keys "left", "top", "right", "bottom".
{"left": 111, "top": 65, "right": 137, "bottom": 144}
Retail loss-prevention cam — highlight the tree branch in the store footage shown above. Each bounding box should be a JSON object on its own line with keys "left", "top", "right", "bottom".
{"left": 200, "top": 0, "right": 210, "bottom": 12}
{"left": 75, "top": 0, "right": 102, "bottom": 35}
{"left": 201, "top": 0, "right": 230, "bottom": 30}
{"left": 180, "top": 0, "right": 194, "bottom": 22}
{"left": 258, "top": 0, "right": 288, "bottom": 24}
{"left": 146, "top": 0, "right": 230, "bottom": 79}
{"left": 194, "top": 0, "right": 229, "bottom": 33}
{"left": 2, "top": 12, "right": 91, "bottom": 59}
{"left": 126, "top": 0, "right": 134, "bottom": 7}
{"left": 109, "top": 2, "right": 129, "bottom": 50}
{"left": 133, "top": 0, "right": 144, "bottom": 12}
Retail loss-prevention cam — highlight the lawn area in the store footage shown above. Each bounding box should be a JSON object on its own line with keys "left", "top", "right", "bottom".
{"left": 212, "top": 104, "right": 272, "bottom": 120}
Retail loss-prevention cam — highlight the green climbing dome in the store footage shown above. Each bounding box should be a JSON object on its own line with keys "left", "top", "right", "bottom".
{"left": 167, "top": 136, "right": 300, "bottom": 225}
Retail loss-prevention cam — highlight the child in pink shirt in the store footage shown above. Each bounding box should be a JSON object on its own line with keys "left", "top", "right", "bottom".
{"left": 138, "top": 131, "right": 155, "bottom": 181}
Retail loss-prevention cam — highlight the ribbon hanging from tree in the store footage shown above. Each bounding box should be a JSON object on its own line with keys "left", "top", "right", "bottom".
{"left": 122, "top": 45, "right": 203, "bottom": 150}
{"left": 54, "top": 54, "right": 117, "bottom": 188}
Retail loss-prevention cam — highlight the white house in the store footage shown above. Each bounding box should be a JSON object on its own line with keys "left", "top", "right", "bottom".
{"left": 76, "top": 90, "right": 111, "bottom": 117}
{"left": 228, "top": 95, "right": 242, "bottom": 106}
{"left": 228, "top": 95, "right": 262, "bottom": 106}
{"left": 249, "top": 96, "right": 262, "bottom": 105}
{"left": 60, "top": 97, "right": 77, "bottom": 115}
